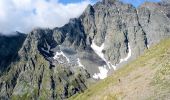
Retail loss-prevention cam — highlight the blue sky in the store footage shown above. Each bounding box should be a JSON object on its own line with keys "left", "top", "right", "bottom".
{"left": 0, "top": 0, "right": 161, "bottom": 34}
{"left": 59, "top": 0, "right": 161, "bottom": 7}
{"left": 58, "top": 0, "right": 86, "bottom": 4}
{"left": 121, "top": 0, "right": 161, "bottom": 7}
{"left": 58, "top": 0, "right": 99, "bottom": 4}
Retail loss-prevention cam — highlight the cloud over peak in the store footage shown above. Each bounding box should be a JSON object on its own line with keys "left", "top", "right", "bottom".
{"left": 0, "top": 0, "right": 161, "bottom": 35}
{"left": 0, "top": 0, "right": 93, "bottom": 35}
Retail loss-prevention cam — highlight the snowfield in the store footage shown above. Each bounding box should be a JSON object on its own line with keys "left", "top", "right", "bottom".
{"left": 77, "top": 58, "right": 85, "bottom": 69}
{"left": 119, "top": 43, "right": 132, "bottom": 63}
{"left": 91, "top": 40, "right": 132, "bottom": 79}
{"left": 92, "top": 65, "right": 108, "bottom": 79}
{"left": 53, "top": 51, "right": 70, "bottom": 63}
{"left": 91, "top": 40, "right": 116, "bottom": 70}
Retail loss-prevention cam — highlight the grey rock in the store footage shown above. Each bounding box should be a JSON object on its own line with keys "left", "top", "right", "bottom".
{"left": 1, "top": 0, "right": 170, "bottom": 99}
{"left": 0, "top": 32, "right": 26, "bottom": 74}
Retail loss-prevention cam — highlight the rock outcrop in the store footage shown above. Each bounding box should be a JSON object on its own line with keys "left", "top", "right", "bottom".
{"left": 0, "top": 0, "right": 170, "bottom": 99}
{"left": 0, "top": 32, "right": 26, "bottom": 74}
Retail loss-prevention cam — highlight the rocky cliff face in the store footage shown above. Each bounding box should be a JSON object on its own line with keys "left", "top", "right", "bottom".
{"left": 0, "top": 0, "right": 170, "bottom": 99}
{"left": 0, "top": 32, "right": 26, "bottom": 74}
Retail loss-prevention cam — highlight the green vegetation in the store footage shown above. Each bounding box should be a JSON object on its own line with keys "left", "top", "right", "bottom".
{"left": 11, "top": 93, "right": 31, "bottom": 100}
{"left": 70, "top": 38, "right": 170, "bottom": 100}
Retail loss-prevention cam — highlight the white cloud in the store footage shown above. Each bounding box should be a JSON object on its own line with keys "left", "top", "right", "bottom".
{"left": 0, "top": 0, "right": 94, "bottom": 35}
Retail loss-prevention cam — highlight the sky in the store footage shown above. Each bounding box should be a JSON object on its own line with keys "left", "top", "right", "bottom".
{"left": 58, "top": 0, "right": 98, "bottom": 4}
{"left": 0, "top": 0, "right": 161, "bottom": 35}
{"left": 122, "top": 0, "right": 160, "bottom": 7}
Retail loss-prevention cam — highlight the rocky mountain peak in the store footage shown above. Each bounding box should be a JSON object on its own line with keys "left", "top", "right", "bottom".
{"left": 83, "top": 4, "right": 94, "bottom": 16}
{"left": 102, "top": 0, "right": 118, "bottom": 5}
{"left": 0, "top": 0, "right": 170, "bottom": 99}
{"left": 140, "top": 2, "right": 160, "bottom": 8}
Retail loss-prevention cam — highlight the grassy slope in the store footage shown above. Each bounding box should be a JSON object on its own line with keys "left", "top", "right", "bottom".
{"left": 70, "top": 38, "right": 170, "bottom": 100}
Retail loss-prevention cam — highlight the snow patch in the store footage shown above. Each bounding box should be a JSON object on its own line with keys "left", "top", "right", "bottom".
{"left": 119, "top": 43, "right": 132, "bottom": 63}
{"left": 91, "top": 40, "right": 116, "bottom": 70}
{"left": 108, "top": 61, "right": 117, "bottom": 70}
{"left": 91, "top": 41, "right": 133, "bottom": 80}
{"left": 77, "top": 58, "right": 85, "bottom": 69}
{"left": 92, "top": 65, "right": 108, "bottom": 79}
{"left": 53, "top": 51, "right": 70, "bottom": 63}
{"left": 91, "top": 40, "right": 105, "bottom": 61}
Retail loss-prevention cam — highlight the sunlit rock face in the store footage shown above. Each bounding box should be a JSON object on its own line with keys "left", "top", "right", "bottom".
{"left": 1, "top": 0, "right": 170, "bottom": 99}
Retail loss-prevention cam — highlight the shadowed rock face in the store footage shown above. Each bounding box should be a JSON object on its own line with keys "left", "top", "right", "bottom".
{"left": 0, "top": 32, "right": 26, "bottom": 74}
{"left": 0, "top": 0, "right": 170, "bottom": 99}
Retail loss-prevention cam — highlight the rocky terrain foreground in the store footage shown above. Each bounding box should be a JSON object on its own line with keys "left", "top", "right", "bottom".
{"left": 0, "top": 0, "right": 170, "bottom": 99}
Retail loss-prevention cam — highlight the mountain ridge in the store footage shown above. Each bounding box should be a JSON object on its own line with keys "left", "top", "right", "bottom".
{"left": 0, "top": 0, "right": 170, "bottom": 99}
{"left": 0, "top": 32, "right": 26, "bottom": 75}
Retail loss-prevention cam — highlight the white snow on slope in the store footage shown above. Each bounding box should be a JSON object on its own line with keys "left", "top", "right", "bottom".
{"left": 119, "top": 43, "right": 132, "bottom": 63}
{"left": 53, "top": 51, "right": 70, "bottom": 63}
{"left": 77, "top": 58, "right": 85, "bottom": 69}
{"left": 91, "top": 40, "right": 133, "bottom": 80}
{"left": 91, "top": 40, "right": 116, "bottom": 70}
{"left": 92, "top": 65, "right": 108, "bottom": 79}
{"left": 91, "top": 41, "right": 105, "bottom": 61}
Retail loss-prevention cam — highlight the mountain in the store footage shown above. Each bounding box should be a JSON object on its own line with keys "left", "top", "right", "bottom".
{"left": 0, "top": 32, "right": 26, "bottom": 74}
{"left": 70, "top": 38, "right": 170, "bottom": 100}
{"left": 0, "top": 0, "right": 170, "bottom": 99}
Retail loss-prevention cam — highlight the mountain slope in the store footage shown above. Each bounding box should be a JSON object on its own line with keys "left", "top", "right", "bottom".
{"left": 0, "top": 29, "right": 91, "bottom": 100}
{"left": 0, "top": 32, "right": 26, "bottom": 74}
{"left": 0, "top": 0, "right": 170, "bottom": 99}
{"left": 70, "top": 38, "right": 170, "bottom": 100}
